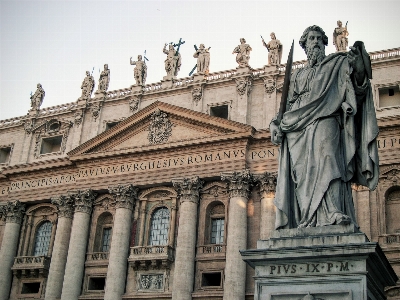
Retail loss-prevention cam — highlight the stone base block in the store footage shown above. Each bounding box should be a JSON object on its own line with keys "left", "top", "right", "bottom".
{"left": 241, "top": 225, "right": 397, "bottom": 300}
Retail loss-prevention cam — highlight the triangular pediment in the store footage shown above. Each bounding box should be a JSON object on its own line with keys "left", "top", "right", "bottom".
{"left": 68, "top": 101, "right": 253, "bottom": 158}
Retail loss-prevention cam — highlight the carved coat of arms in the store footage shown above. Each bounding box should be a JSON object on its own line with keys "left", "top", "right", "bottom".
{"left": 148, "top": 109, "right": 172, "bottom": 144}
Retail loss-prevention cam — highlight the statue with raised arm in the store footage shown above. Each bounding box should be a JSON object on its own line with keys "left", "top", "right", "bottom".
{"left": 163, "top": 43, "right": 181, "bottom": 78}
{"left": 333, "top": 20, "right": 349, "bottom": 52}
{"left": 97, "top": 64, "right": 110, "bottom": 93}
{"left": 262, "top": 32, "right": 283, "bottom": 65}
{"left": 30, "top": 83, "right": 45, "bottom": 111}
{"left": 193, "top": 44, "right": 210, "bottom": 75}
{"left": 232, "top": 38, "right": 252, "bottom": 67}
{"left": 130, "top": 55, "right": 147, "bottom": 86}
{"left": 270, "top": 25, "right": 378, "bottom": 229}
{"left": 80, "top": 71, "right": 95, "bottom": 100}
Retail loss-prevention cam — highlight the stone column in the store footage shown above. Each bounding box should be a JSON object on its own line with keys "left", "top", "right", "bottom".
{"left": 0, "top": 200, "right": 25, "bottom": 300}
{"left": 221, "top": 170, "right": 253, "bottom": 300}
{"left": 233, "top": 74, "right": 253, "bottom": 124}
{"left": 138, "top": 200, "right": 147, "bottom": 246}
{"left": 104, "top": 184, "right": 138, "bottom": 300}
{"left": 172, "top": 177, "right": 203, "bottom": 300}
{"left": 60, "top": 190, "right": 96, "bottom": 300}
{"left": 45, "top": 195, "right": 75, "bottom": 300}
{"left": 255, "top": 172, "right": 277, "bottom": 240}
{"left": 168, "top": 201, "right": 177, "bottom": 247}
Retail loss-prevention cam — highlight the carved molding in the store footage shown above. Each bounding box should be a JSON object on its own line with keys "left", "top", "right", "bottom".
{"left": 221, "top": 169, "right": 253, "bottom": 199}
{"left": 129, "top": 96, "right": 141, "bottom": 113}
{"left": 148, "top": 109, "right": 172, "bottom": 144}
{"left": 385, "top": 168, "right": 400, "bottom": 184}
{"left": 91, "top": 103, "right": 101, "bottom": 120}
{"left": 254, "top": 171, "right": 277, "bottom": 197}
{"left": 0, "top": 200, "right": 25, "bottom": 224}
{"left": 191, "top": 85, "right": 203, "bottom": 105}
{"left": 172, "top": 176, "right": 203, "bottom": 204}
{"left": 32, "top": 119, "right": 73, "bottom": 159}
{"left": 262, "top": 78, "right": 276, "bottom": 97}
{"left": 74, "top": 110, "right": 84, "bottom": 126}
{"left": 108, "top": 184, "right": 138, "bottom": 211}
{"left": 51, "top": 195, "right": 75, "bottom": 219}
{"left": 235, "top": 76, "right": 253, "bottom": 97}
{"left": 69, "top": 189, "right": 97, "bottom": 214}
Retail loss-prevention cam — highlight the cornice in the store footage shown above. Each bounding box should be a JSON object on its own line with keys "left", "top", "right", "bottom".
{"left": 1, "top": 157, "right": 73, "bottom": 176}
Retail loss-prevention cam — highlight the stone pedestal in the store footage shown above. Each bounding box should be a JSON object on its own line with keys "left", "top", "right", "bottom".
{"left": 241, "top": 225, "right": 397, "bottom": 300}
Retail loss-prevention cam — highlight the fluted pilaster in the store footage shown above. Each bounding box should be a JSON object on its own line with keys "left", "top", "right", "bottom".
{"left": 221, "top": 170, "right": 253, "bottom": 300}
{"left": 104, "top": 184, "right": 138, "bottom": 300}
{"left": 255, "top": 172, "right": 277, "bottom": 239}
{"left": 0, "top": 200, "right": 25, "bottom": 300}
{"left": 45, "top": 195, "right": 74, "bottom": 300}
{"left": 172, "top": 177, "right": 203, "bottom": 300}
{"left": 61, "top": 190, "right": 96, "bottom": 300}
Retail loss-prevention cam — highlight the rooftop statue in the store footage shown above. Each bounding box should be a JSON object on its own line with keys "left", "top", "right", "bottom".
{"left": 262, "top": 32, "right": 283, "bottom": 66}
{"left": 232, "top": 38, "right": 252, "bottom": 67}
{"left": 270, "top": 25, "right": 378, "bottom": 229}
{"left": 130, "top": 55, "right": 147, "bottom": 86}
{"left": 80, "top": 71, "right": 95, "bottom": 100}
{"left": 163, "top": 40, "right": 184, "bottom": 78}
{"left": 30, "top": 83, "right": 45, "bottom": 111}
{"left": 96, "top": 64, "right": 110, "bottom": 93}
{"left": 333, "top": 20, "right": 349, "bottom": 52}
{"left": 193, "top": 44, "right": 210, "bottom": 75}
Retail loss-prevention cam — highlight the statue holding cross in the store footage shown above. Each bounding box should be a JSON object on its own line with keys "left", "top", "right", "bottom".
{"left": 163, "top": 38, "right": 185, "bottom": 79}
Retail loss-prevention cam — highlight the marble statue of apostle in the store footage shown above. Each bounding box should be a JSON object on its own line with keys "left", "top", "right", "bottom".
{"left": 262, "top": 32, "right": 283, "bottom": 65}
{"left": 193, "top": 44, "right": 210, "bottom": 75}
{"left": 270, "top": 25, "right": 378, "bottom": 229}
{"left": 163, "top": 43, "right": 181, "bottom": 77}
{"left": 232, "top": 38, "right": 252, "bottom": 67}
{"left": 333, "top": 20, "right": 349, "bottom": 52}
{"left": 97, "top": 64, "right": 110, "bottom": 93}
{"left": 80, "top": 71, "right": 95, "bottom": 100}
{"left": 130, "top": 55, "right": 147, "bottom": 86}
{"left": 30, "top": 83, "right": 45, "bottom": 111}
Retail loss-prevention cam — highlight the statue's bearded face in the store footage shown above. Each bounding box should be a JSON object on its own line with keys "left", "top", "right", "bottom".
{"left": 305, "top": 30, "right": 326, "bottom": 66}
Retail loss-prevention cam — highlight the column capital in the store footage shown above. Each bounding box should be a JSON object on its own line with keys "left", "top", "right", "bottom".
{"left": 51, "top": 195, "right": 75, "bottom": 219}
{"left": 108, "top": 184, "right": 138, "bottom": 211}
{"left": 172, "top": 176, "right": 203, "bottom": 204}
{"left": 221, "top": 169, "right": 253, "bottom": 199}
{"left": 0, "top": 200, "right": 25, "bottom": 224}
{"left": 254, "top": 171, "right": 278, "bottom": 197}
{"left": 69, "top": 189, "right": 97, "bottom": 214}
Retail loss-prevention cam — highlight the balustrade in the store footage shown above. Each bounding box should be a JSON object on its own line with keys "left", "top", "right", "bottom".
{"left": 198, "top": 244, "right": 226, "bottom": 255}
{"left": 379, "top": 234, "right": 400, "bottom": 245}
{"left": 86, "top": 252, "right": 109, "bottom": 261}
{"left": 12, "top": 256, "right": 51, "bottom": 277}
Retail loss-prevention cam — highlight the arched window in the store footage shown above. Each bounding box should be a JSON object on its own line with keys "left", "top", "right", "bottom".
{"left": 209, "top": 203, "right": 225, "bottom": 244}
{"left": 149, "top": 207, "right": 170, "bottom": 246}
{"left": 33, "top": 221, "right": 52, "bottom": 256}
{"left": 386, "top": 187, "right": 400, "bottom": 234}
{"left": 93, "top": 212, "right": 113, "bottom": 252}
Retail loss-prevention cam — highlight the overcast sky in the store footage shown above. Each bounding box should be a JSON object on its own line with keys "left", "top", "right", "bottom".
{"left": 1, "top": 0, "right": 400, "bottom": 120}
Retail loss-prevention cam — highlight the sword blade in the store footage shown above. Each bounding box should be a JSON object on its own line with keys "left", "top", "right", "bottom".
{"left": 276, "top": 39, "right": 294, "bottom": 123}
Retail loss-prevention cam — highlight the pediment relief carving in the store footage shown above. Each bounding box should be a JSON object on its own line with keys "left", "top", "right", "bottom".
{"left": 139, "top": 187, "right": 177, "bottom": 201}
{"left": 67, "top": 101, "right": 253, "bottom": 158}
{"left": 381, "top": 165, "right": 400, "bottom": 184}
{"left": 201, "top": 181, "right": 228, "bottom": 198}
{"left": 26, "top": 203, "right": 57, "bottom": 216}
{"left": 94, "top": 194, "right": 116, "bottom": 210}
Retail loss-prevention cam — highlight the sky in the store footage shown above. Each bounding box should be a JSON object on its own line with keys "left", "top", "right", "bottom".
{"left": 1, "top": 0, "right": 400, "bottom": 120}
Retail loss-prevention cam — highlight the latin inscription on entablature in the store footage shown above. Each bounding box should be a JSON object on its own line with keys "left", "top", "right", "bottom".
{"left": 377, "top": 135, "right": 400, "bottom": 149}
{"left": 258, "top": 260, "right": 362, "bottom": 277}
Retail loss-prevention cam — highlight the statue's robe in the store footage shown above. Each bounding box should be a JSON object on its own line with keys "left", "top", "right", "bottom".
{"left": 274, "top": 52, "right": 379, "bottom": 229}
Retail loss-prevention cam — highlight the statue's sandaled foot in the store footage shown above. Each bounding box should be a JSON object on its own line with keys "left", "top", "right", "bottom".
{"left": 336, "top": 214, "right": 351, "bottom": 225}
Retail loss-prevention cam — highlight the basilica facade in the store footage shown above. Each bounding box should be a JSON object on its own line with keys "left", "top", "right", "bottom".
{"left": 0, "top": 46, "right": 400, "bottom": 300}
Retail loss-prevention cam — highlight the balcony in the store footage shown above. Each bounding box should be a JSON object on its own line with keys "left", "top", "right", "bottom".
{"left": 85, "top": 252, "right": 109, "bottom": 267}
{"left": 12, "top": 256, "right": 51, "bottom": 278}
{"left": 196, "top": 244, "right": 226, "bottom": 261}
{"left": 129, "top": 245, "right": 174, "bottom": 270}
{"left": 379, "top": 234, "right": 400, "bottom": 246}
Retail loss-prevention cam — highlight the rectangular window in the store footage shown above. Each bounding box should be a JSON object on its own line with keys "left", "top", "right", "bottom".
{"left": 211, "top": 218, "right": 224, "bottom": 244}
{"left": 379, "top": 86, "right": 400, "bottom": 108}
{"left": 21, "top": 282, "right": 41, "bottom": 294}
{"left": 201, "top": 272, "right": 222, "bottom": 287}
{"left": 210, "top": 105, "right": 229, "bottom": 119}
{"left": 40, "top": 136, "right": 62, "bottom": 154}
{"left": 0, "top": 147, "right": 11, "bottom": 164}
{"left": 88, "top": 277, "right": 106, "bottom": 291}
{"left": 102, "top": 227, "right": 112, "bottom": 252}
